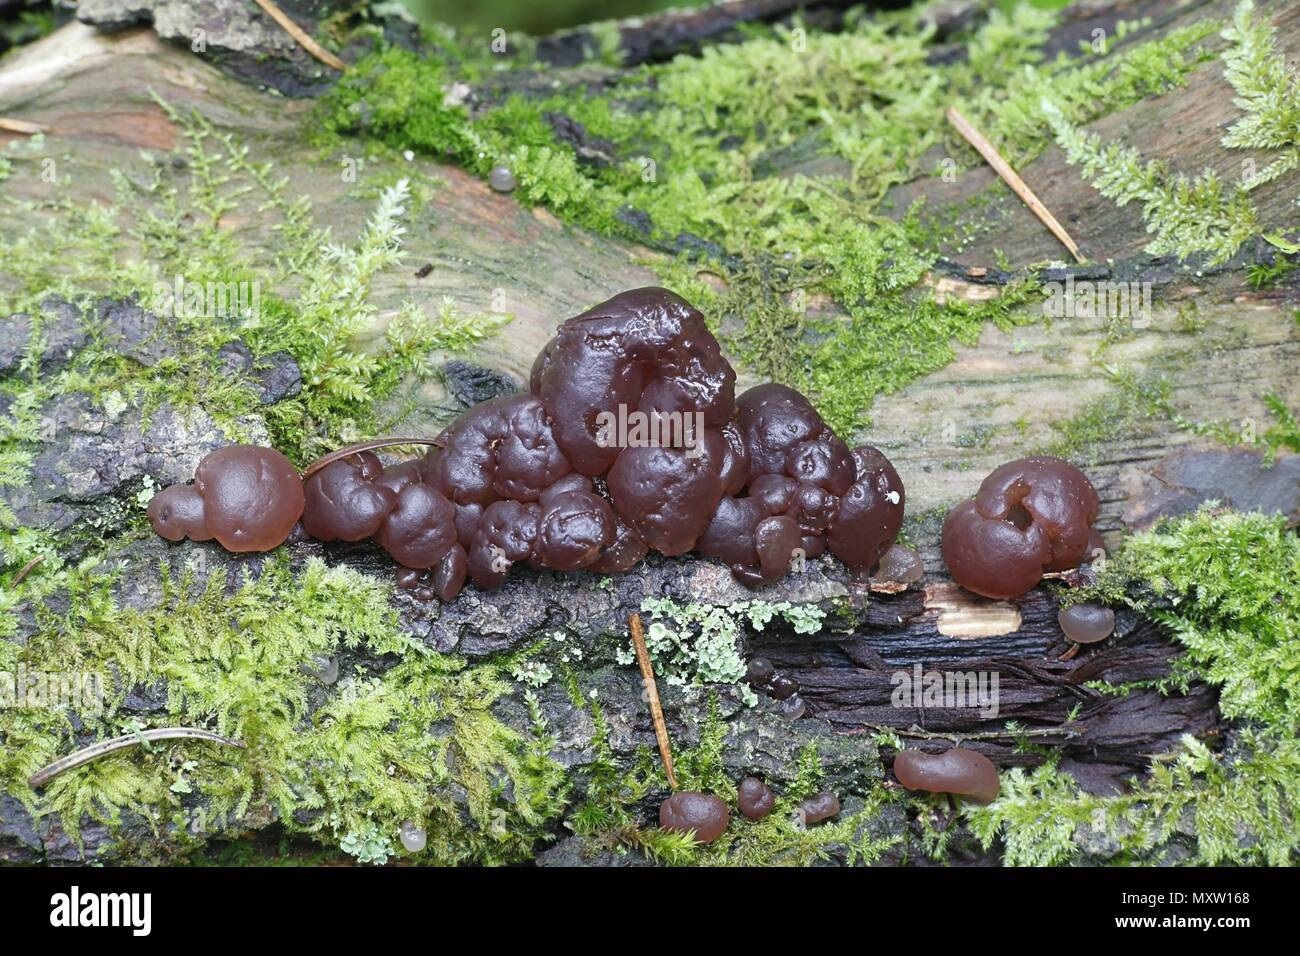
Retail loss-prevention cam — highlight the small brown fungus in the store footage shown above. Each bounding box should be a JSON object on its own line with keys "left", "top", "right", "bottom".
{"left": 893, "top": 747, "right": 1000, "bottom": 804}
{"left": 1058, "top": 602, "right": 1115, "bottom": 644}
{"left": 164, "top": 445, "right": 304, "bottom": 552}
{"left": 874, "top": 543, "right": 924, "bottom": 584}
{"left": 798, "top": 791, "right": 841, "bottom": 824}
{"left": 659, "top": 791, "right": 729, "bottom": 844}
{"left": 146, "top": 483, "right": 213, "bottom": 543}
{"left": 941, "top": 456, "right": 1100, "bottom": 600}
{"left": 737, "top": 777, "right": 775, "bottom": 821}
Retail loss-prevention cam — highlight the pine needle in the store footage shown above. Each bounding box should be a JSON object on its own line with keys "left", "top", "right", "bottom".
{"left": 629, "top": 612, "right": 677, "bottom": 789}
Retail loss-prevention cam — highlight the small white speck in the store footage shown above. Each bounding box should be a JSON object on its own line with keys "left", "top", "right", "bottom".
{"left": 588, "top": 689, "right": 598, "bottom": 700}
{"left": 403, "top": 150, "right": 414, "bottom": 162}
{"left": 886, "top": 491, "right": 900, "bottom": 504}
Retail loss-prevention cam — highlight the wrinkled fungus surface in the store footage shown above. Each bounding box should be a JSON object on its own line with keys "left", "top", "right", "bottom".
{"left": 941, "top": 456, "right": 1100, "bottom": 600}
{"left": 893, "top": 748, "right": 1000, "bottom": 804}
{"left": 150, "top": 288, "right": 905, "bottom": 600}
{"left": 659, "top": 791, "right": 730, "bottom": 843}
{"left": 737, "top": 777, "right": 775, "bottom": 821}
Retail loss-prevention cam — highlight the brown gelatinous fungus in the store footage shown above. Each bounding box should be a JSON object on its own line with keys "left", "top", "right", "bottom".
{"left": 1058, "top": 603, "right": 1116, "bottom": 644}
{"left": 737, "top": 776, "right": 775, "bottom": 821}
{"left": 874, "top": 543, "right": 924, "bottom": 584}
{"left": 149, "top": 288, "right": 906, "bottom": 600}
{"left": 893, "top": 747, "right": 1001, "bottom": 804}
{"left": 798, "top": 791, "right": 841, "bottom": 824}
{"left": 941, "top": 456, "right": 1100, "bottom": 600}
{"left": 659, "top": 791, "right": 729, "bottom": 843}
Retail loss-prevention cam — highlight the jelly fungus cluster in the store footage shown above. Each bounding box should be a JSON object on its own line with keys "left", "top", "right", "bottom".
{"left": 149, "top": 288, "right": 906, "bottom": 602}
{"left": 940, "top": 456, "right": 1102, "bottom": 600}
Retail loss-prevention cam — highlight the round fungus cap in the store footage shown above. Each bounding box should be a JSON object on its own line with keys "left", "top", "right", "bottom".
{"left": 737, "top": 777, "right": 775, "bottom": 821}
{"left": 893, "top": 747, "right": 1000, "bottom": 804}
{"left": 659, "top": 791, "right": 729, "bottom": 844}
{"left": 192, "top": 445, "right": 305, "bottom": 552}
{"left": 941, "top": 456, "right": 1099, "bottom": 600}
{"left": 1058, "top": 602, "right": 1116, "bottom": 644}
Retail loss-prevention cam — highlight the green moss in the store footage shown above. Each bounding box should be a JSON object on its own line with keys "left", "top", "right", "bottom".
{"left": 0, "top": 554, "right": 568, "bottom": 864}
{"left": 313, "top": 2, "right": 1273, "bottom": 432}
{"left": 1042, "top": 1, "right": 1300, "bottom": 265}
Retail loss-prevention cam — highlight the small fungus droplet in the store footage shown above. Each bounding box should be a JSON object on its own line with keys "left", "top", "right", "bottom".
{"left": 746, "top": 657, "right": 775, "bottom": 686}
{"left": 659, "top": 791, "right": 729, "bottom": 844}
{"left": 1058, "top": 603, "right": 1115, "bottom": 644}
{"left": 768, "top": 674, "right": 799, "bottom": 701}
{"left": 798, "top": 791, "right": 841, "bottom": 824}
{"left": 489, "top": 165, "right": 517, "bottom": 193}
{"left": 779, "top": 694, "right": 806, "bottom": 720}
{"left": 893, "top": 747, "right": 1000, "bottom": 804}
{"left": 400, "top": 820, "right": 427, "bottom": 853}
{"left": 737, "top": 777, "right": 775, "bottom": 821}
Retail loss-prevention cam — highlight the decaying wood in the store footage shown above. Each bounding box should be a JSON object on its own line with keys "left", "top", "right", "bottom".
{"left": 0, "top": 0, "right": 1295, "bottom": 805}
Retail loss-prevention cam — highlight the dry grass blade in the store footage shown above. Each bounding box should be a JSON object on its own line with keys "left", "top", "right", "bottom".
{"left": 947, "top": 106, "right": 1084, "bottom": 263}
{"left": 0, "top": 117, "right": 48, "bottom": 135}
{"left": 28, "top": 727, "right": 247, "bottom": 788}
{"left": 629, "top": 612, "right": 677, "bottom": 790}
{"left": 251, "top": 0, "right": 348, "bottom": 72}
{"left": 302, "top": 437, "right": 446, "bottom": 479}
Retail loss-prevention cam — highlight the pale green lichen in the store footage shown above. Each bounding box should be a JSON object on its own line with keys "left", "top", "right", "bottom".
{"left": 618, "top": 597, "right": 826, "bottom": 696}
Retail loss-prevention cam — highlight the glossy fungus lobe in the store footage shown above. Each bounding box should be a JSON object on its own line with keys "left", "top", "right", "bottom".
{"left": 152, "top": 288, "right": 908, "bottom": 600}
{"left": 746, "top": 657, "right": 775, "bottom": 687}
{"left": 798, "top": 791, "right": 841, "bottom": 824}
{"left": 779, "top": 694, "right": 806, "bottom": 720}
{"left": 768, "top": 674, "right": 799, "bottom": 701}
{"left": 875, "top": 543, "right": 924, "bottom": 584}
{"left": 1059, "top": 603, "right": 1115, "bottom": 644}
{"left": 147, "top": 483, "right": 213, "bottom": 542}
{"left": 400, "top": 820, "right": 428, "bottom": 853}
{"left": 893, "top": 748, "right": 1000, "bottom": 804}
{"left": 192, "top": 445, "right": 304, "bottom": 552}
{"left": 659, "top": 791, "right": 729, "bottom": 844}
{"left": 737, "top": 777, "right": 776, "bottom": 821}
{"left": 302, "top": 452, "right": 397, "bottom": 542}
{"left": 375, "top": 482, "right": 457, "bottom": 569}
{"left": 941, "top": 456, "right": 1099, "bottom": 600}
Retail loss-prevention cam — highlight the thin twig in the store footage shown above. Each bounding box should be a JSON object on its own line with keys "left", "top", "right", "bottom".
{"left": 10, "top": 554, "right": 46, "bottom": 586}
{"left": 946, "top": 106, "right": 1084, "bottom": 263}
{"left": 629, "top": 612, "right": 677, "bottom": 790}
{"left": 251, "top": 0, "right": 348, "bottom": 72}
{"left": 28, "top": 728, "right": 246, "bottom": 788}
{"left": 0, "top": 117, "right": 47, "bottom": 135}
{"left": 302, "top": 437, "right": 446, "bottom": 479}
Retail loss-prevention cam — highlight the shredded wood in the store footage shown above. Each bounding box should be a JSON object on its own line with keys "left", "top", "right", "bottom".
{"left": 0, "top": 117, "right": 48, "bottom": 135}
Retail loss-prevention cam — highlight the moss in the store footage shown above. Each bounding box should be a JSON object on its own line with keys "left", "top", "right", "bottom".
{"left": 1042, "top": 1, "right": 1300, "bottom": 265}
{"left": 0, "top": 554, "right": 568, "bottom": 864}
{"left": 312, "top": 2, "right": 1276, "bottom": 433}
